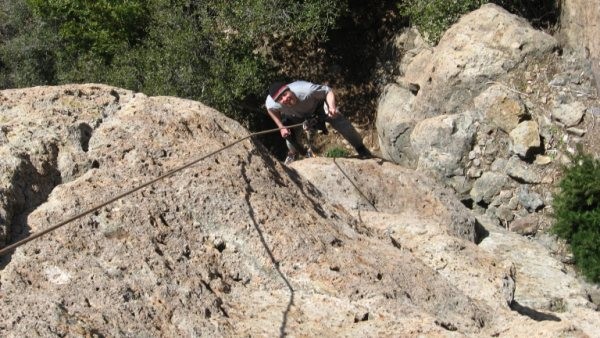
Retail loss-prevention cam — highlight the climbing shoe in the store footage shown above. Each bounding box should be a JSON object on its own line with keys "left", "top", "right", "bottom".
{"left": 284, "top": 153, "right": 297, "bottom": 165}
{"left": 356, "top": 146, "right": 372, "bottom": 159}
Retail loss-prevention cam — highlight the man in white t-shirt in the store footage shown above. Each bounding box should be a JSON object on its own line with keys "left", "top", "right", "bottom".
{"left": 265, "top": 80, "right": 371, "bottom": 164}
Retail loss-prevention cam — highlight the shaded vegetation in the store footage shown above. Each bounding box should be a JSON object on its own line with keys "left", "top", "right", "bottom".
{"left": 1, "top": 0, "right": 347, "bottom": 128}
{"left": 324, "top": 147, "right": 351, "bottom": 158}
{"left": 552, "top": 149, "right": 600, "bottom": 283}
{"left": 1, "top": 0, "right": 559, "bottom": 132}
{"left": 399, "top": 0, "right": 559, "bottom": 44}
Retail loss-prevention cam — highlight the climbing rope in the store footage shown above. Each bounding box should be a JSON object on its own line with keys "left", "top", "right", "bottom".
{"left": 0, "top": 122, "right": 305, "bottom": 256}
{"left": 332, "top": 158, "right": 378, "bottom": 212}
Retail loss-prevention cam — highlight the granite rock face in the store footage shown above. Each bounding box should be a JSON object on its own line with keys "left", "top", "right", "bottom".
{"left": 377, "top": 4, "right": 558, "bottom": 167}
{"left": 376, "top": 3, "right": 599, "bottom": 237}
{"left": 2, "top": 85, "right": 598, "bottom": 336}
{"left": 291, "top": 158, "right": 600, "bottom": 337}
{"left": 559, "top": 0, "right": 600, "bottom": 88}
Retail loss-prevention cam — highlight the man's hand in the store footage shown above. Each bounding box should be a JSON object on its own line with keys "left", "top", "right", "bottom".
{"left": 327, "top": 106, "right": 339, "bottom": 117}
{"left": 325, "top": 90, "right": 338, "bottom": 117}
{"left": 280, "top": 127, "right": 291, "bottom": 138}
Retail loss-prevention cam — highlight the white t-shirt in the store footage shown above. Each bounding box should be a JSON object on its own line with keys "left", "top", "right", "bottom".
{"left": 265, "top": 81, "right": 330, "bottom": 119}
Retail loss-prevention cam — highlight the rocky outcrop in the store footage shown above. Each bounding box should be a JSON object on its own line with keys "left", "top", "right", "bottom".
{"left": 376, "top": 3, "right": 599, "bottom": 235}
{"left": 377, "top": 4, "right": 558, "bottom": 167}
{"left": 375, "top": 84, "right": 417, "bottom": 165}
{"left": 559, "top": 0, "right": 600, "bottom": 89}
{"left": 0, "top": 85, "right": 135, "bottom": 247}
{"left": 1, "top": 85, "right": 598, "bottom": 336}
{"left": 291, "top": 158, "right": 600, "bottom": 337}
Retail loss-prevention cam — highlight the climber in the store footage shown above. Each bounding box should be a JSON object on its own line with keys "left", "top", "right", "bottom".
{"left": 265, "top": 80, "right": 372, "bottom": 165}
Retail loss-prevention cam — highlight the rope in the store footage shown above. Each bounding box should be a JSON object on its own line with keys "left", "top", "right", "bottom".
{"left": 0, "top": 122, "right": 304, "bottom": 257}
{"left": 333, "top": 158, "right": 378, "bottom": 212}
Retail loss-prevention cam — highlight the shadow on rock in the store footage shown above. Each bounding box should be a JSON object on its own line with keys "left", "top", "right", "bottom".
{"left": 242, "top": 151, "right": 295, "bottom": 338}
{"left": 510, "top": 301, "right": 562, "bottom": 322}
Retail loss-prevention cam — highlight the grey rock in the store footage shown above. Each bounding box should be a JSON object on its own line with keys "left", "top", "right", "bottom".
{"left": 411, "top": 112, "right": 476, "bottom": 178}
{"left": 589, "top": 106, "right": 600, "bottom": 117}
{"left": 549, "top": 75, "right": 567, "bottom": 87}
{"left": 378, "top": 3, "right": 556, "bottom": 169}
{"left": 551, "top": 101, "right": 586, "bottom": 127}
{"left": 474, "top": 85, "right": 528, "bottom": 133}
{"left": 534, "top": 155, "right": 553, "bottom": 166}
{"left": 496, "top": 205, "right": 515, "bottom": 223}
{"left": 505, "top": 156, "right": 542, "bottom": 184}
{"left": 566, "top": 127, "right": 586, "bottom": 136}
{"left": 491, "top": 158, "right": 508, "bottom": 172}
{"left": 467, "top": 167, "right": 483, "bottom": 178}
{"left": 478, "top": 215, "right": 598, "bottom": 329}
{"left": 559, "top": 0, "right": 600, "bottom": 87}
{"left": 470, "top": 172, "right": 509, "bottom": 204}
{"left": 376, "top": 84, "right": 418, "bottom": 166}
{"left": 490, "top": 190, "right": 513, "bottom": 207}
{"left": 517, "top": 186, "right": 545, "bottom": 212}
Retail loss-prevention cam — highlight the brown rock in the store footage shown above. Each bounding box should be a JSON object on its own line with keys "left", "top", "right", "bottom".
{"left": 509, "top": 215, "right": 540, "bottom": 235}
{"left": 2, "top": 57, "right": 599, "bottom": 338}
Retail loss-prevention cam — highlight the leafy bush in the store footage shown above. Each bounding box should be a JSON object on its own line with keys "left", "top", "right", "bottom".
{"left": 324, "top": 147, "right": 350, "bottom": 158}
{"left": 552, "top": 150, "right": 600, "bottom": 283}
{"left": 27, "top": 0, "right": 149, "bottom": 63}
{"left": 0, "top": 0, "right": 57, "bottom": 87}
{"left": 398, "top": 0, "right": 485, "bottom": 43}
{"left": 1, "top": 0, "right": 347, "bottom": 127}
{"left": 398, "top": 0, "right": 558, "bottom": 44}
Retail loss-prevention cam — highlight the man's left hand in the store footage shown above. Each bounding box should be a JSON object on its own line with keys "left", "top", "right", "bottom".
{"left": 328, "top": 107, "right": 339, "bottom": 117}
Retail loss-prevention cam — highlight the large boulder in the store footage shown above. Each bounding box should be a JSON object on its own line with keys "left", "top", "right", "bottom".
{"left": 478, "top": 215, "right": 600, "bottom": 331}
{"left": 0, "top": 85, "right": 525, "bottom": 336}
{"left": 2, "top": 85, "right": 598, "bottom": 336}
{"left": 291, "top": 158, "right": 600, "bottom": 337}
{"left": 289, "top": 158, "right": 477, "bottom": 241}
{"left": 559, "top": 0, "right": 600, "bottom": 89}
{"left": 475, "top": 84, "right": 528, "bottom": 133}
{"left": 0, "top": 85, "right": 134, "bottom": 247}
{"left": 410, "top": 112, "right": 477, "bottom": 178}
{"left": 375, "top": 84, "right": 417, "bottom": 165}
{"left": 377, "top": 3, "right": 557, "bottom": 166}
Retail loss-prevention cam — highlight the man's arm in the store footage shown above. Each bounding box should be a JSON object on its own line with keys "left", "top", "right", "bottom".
{"left": 325, "top": 90, "right": 338, "bottom": 117}
{"left": 267, "top": 108, "right": 291, "bottom": 138}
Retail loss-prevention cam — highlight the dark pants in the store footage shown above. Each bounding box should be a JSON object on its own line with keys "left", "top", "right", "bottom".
{"left": 282, "top": 104, "right": 365, "bottom": 154}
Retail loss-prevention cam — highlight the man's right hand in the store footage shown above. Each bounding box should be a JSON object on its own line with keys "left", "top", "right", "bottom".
{"left": 280, "top": 128, "right": 291, "bottom": 138}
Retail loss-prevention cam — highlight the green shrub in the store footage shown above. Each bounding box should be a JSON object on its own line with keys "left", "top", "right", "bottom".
{"left": 552, "top": 150, "right": 600, "bottom": 283}
{"left": 324, "top": 147, "right": 350, "bottom": 158}
{"left": 1, "top": 0, "right": 347, "bottom": 127}
{"left": 27, "top": 0, "right": 149, "bottom": 64}
{"left": 398, "top": 0, "right": 484, "bottom": 44}
{"left": 398, "top": 0, "right": 558, "bottom": 44}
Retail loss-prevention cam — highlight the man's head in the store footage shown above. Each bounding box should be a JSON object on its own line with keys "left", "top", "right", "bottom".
{"left": 269, "top": 82, "right": 297, "bottom": 106}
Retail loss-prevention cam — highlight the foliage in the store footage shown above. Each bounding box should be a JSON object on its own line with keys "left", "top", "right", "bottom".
{"left": 27, "top": 0, "right": 149, "bottom": 64}
{"left": 0, "top": 1, "right": 58, "bottom": 87}
{"left": 552, "top": 149, "right": 600, "bottom": 283}
{"left": 398, "top": 0, "right": 558, "bottom": 44}
{"left": 0, "top": 0, "right": 347, "bottom": 126}
{"left": 1, "top": 0, "right": 560, "bottom": 127}
{"left": 324, "top": 146, "right": 350, "bottom": 158}
{"left": 398, "top": 0, "right": 485, "bottom": 43}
